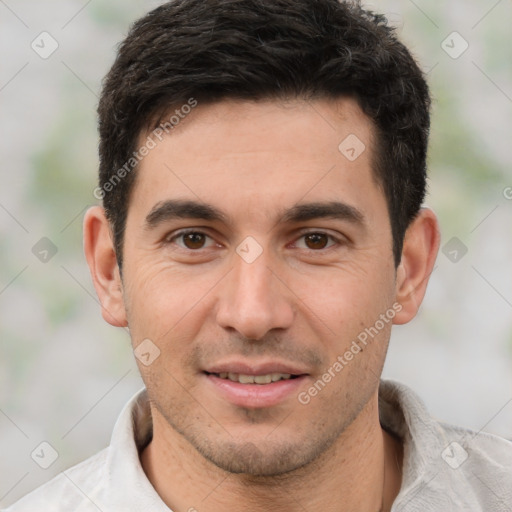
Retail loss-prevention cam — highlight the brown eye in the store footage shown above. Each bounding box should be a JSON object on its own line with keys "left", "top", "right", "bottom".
{"left": 304, "top": 233, "right": 329, "bottom": 250}
{"left": 168, "top": 230, "right": 218, "bottom": 251}
{"left": 182, "top": 232, "right": 207, "bottom": 249}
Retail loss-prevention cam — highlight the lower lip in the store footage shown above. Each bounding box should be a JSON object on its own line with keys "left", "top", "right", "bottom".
{"left": 205, "top": 373, "right": 308, "bottom": 408}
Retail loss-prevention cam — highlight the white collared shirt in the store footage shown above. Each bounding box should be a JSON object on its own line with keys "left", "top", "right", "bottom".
{"left": 4, "top": 380, "right": 512, "bottom": 511}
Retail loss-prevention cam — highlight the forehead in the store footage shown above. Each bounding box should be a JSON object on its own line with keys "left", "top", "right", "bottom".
{"left": 130, "top": 98, "right": 384, "bottom": 229}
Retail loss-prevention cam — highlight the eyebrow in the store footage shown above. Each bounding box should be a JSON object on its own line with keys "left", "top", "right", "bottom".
{"left": 279, "top": 201, "right": 364, "bottom": 225}
{"left": 144, "top": 199, "right": 365, "bottom": 229}
{"left": 145, "top": 199, "right": 228, "bottom": 228}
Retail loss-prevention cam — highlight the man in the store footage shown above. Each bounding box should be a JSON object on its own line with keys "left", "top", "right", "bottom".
{"left": 5, "top": 0, "right": 511, "bottom": 511}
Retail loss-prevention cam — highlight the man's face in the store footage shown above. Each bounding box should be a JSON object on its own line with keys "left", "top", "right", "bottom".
{"left": 121, "top": 98, "right": 398, "bottom": 475}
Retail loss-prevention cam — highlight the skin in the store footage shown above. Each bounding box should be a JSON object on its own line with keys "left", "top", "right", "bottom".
{"left": 84, "top": 98, "right": 440, "bottom": 512}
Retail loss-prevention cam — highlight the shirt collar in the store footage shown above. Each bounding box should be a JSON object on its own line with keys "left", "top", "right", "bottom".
{"left": 106, "top": 388, "right": 170, "bottom": 510}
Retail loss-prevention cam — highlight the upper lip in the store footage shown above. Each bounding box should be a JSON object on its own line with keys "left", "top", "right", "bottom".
{"left": 204, "top": 360, "right": 309, "bottom": 376}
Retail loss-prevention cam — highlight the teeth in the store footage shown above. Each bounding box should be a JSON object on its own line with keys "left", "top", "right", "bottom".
{"left": 216, "top": 372, "right": 292, "bottom": 384}
{"left": 254, "top": 374, "right": 272, "bottom": 384}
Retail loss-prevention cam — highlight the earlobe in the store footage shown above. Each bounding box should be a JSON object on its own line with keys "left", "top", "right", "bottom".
{"left": 83, "top": 206, "right": 128, "bottom": 327}
{"left": 393, "top": 207, "right": 440, "bottom": 325}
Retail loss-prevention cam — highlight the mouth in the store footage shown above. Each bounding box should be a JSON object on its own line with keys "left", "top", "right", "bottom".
{"left": 205, "top": 371, "right": 301, "bottom": 385}
{"left": 203, "top": 364, "right": 309, "bottom": 408}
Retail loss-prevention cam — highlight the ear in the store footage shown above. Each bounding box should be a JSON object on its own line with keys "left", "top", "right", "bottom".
{"left": 393, "top": 207, "right": 440, "bottom": 325}
{"left": 83, "top": 206, "right": 128, "bottom": 327}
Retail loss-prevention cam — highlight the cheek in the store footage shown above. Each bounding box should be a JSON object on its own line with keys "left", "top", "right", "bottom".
{"left": 294, "top": 263, "right": 395, "bottom": 334}
{"left": 122, "top": 257, "right": 217, "bottom": 343}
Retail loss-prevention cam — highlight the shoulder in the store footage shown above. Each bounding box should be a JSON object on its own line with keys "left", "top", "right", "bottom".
{"left": 437, "top": 420, "right": 512, "bottom": 485}
{"left": 3, "top": 448, "right": 110, "bottom": 512}
{"left": 420, "top": 422, "right": 512, "bottom": 511}
{"left": 380, "top": 380, "right": 512, "bottom": 511}
{"left": 2, "top": 388, "right": 159, "bottom": 512}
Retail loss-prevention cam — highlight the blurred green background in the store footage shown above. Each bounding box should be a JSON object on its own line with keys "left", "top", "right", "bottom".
{"left": 1, "top": 0, "right": 511, "bottom": 506}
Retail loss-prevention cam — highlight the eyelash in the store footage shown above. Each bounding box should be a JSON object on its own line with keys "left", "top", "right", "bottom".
{"left": 165, "top": 228, "right": 344, "bottom": 253}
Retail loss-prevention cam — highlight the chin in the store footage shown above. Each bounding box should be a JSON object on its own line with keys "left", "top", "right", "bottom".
{"left": 190, "top": 432, "right": 339, "bottom": 478}
{"left": 199, "top": 441, "right": 306, "bottom": 476}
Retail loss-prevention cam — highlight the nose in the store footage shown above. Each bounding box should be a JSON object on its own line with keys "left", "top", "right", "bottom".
{"left": 215, "top": 249, "right": 294, "bottom": 340}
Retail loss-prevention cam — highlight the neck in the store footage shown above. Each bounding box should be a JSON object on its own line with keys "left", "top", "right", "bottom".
{"left": 141, "top": 392, "right": 403, "bottom": 512}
